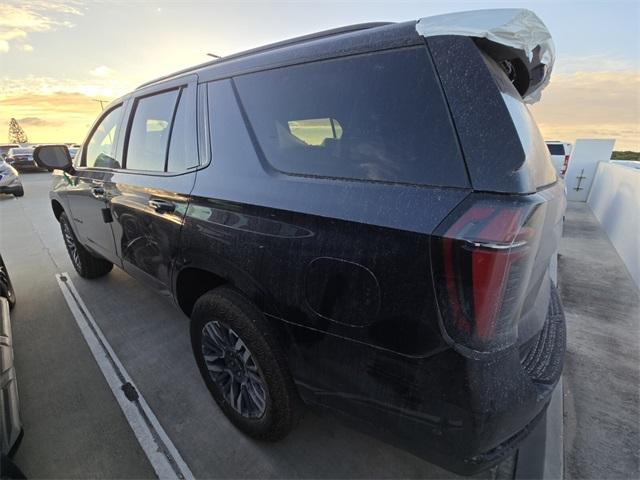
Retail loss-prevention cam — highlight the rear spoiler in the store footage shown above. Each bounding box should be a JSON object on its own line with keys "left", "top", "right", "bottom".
{"left": 416, "top": 9, "right": 554, "bottom": 104}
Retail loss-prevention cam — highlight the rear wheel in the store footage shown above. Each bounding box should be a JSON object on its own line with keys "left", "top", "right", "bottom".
{"left": 191, "top": 287, "right": 300, "bottom": 440}
{"left": 59, "top": 212, "right": 113, "bottom": 279}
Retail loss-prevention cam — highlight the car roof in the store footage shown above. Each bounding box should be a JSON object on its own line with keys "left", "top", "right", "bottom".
{"left": 136, "top": 21, "right": 420, "bottom": 89}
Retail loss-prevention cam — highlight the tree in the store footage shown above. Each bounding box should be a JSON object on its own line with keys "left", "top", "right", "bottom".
{"left": 8, "top": 118, "right": 28, "bottom": 144}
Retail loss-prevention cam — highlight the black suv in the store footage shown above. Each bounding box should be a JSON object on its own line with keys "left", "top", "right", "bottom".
{"left": 35, "top": 14, "right": 566, "bottom": 475}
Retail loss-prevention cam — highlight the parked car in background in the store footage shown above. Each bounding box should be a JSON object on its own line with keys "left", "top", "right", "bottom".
{"left": 0, "top": 254, "right": 24, "bottom": 479}
{"left": 68, "top": 147, "right": 79, "bottom": 160}
{"left": 6, "top": 147, "right": 45, "bottom": 172}
{"left": 0, "top": 144, "right": 20, "bottom": 161}
{"left": 35, "top": 9, "right": 566, "bottom": 475}
{"left": 0, "top": 159, "right": 24, "bottom": 197}
{"left": 546, "top": 141, "right": 572, "bottom": 177}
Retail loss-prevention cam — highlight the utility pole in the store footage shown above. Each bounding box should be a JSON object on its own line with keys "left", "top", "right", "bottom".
{"left": 93, "top": 99, "right": 108, "bottom": 111}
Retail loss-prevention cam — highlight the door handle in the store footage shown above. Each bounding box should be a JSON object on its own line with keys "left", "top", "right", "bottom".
{"left": 148, "top": 199, "right": 175, "bottom": 213}
{"left": 91, "top": 186, "right": 105, "bottom": 198}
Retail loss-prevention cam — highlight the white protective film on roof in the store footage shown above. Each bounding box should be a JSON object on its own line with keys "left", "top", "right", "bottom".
{"left": 415, "top": 9, "right": 555, "bottom": 104}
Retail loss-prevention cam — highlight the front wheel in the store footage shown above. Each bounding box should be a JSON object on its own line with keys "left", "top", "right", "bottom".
{"left": 191, "top": 287, "right": 301, "bottom": 441}
{"left": 59, "top": 212, "right": 113, "bottom": 279}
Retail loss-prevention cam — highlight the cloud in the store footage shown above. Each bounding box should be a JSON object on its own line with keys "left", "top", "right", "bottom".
{"left": 0, "top": 28, "right": 27, "bottom": 42}
{"left": 17, "top": 116, "right": 62, "bottom": 127}
{"left": 21, "top": 43, "right": 33, "bottom": 52}
{"left": 89, "top": 65, "right": 114, "bottom": 78}
{"left": 0, "top": 91, "right": 103, "bottom": 114}
{"left": 0, "top": 91, "right": 102, "bottom": 143}
{"left": 556, "top": 53, "right": 639, "bottom": 74}
{"left": 0, "top": 74, "right": 131, "bottom": 99}
{"left": 531, "top": 71, "right": 640, "bottom": 151}
{"left": 0, "top": 1, "right": 83, "bottom": 53}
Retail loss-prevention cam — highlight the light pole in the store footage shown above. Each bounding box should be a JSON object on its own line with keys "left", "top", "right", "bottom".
{"left": 93, "top": 99, "right": 108, "bottom": 111}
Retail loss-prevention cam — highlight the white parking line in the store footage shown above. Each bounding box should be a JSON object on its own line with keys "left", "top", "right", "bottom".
{"left": 55, "top": 273, "right": 194, "bottom": 480}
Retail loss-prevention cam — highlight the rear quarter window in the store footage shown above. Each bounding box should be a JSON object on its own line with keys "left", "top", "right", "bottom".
{"left": 234, "top": 47, "right": 468, "bottom": 187}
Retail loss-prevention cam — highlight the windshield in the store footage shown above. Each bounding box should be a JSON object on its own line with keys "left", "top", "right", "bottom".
{"left": 9, "top": 148, "right": 32, "bottom": 155}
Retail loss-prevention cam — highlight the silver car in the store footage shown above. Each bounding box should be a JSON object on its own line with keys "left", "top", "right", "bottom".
{"left": 0, "top": 255, "right": 23, "bottom": 477}
{"left": 0, "top": 160, "right": 24, "bottom": 197}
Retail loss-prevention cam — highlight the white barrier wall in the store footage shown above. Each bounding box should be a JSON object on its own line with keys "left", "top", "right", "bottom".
{"left": 587, "top": 162, "right": 640, "bottom": 289}
{"left": 565, "top": 139, "right": 615, "bottom": 201}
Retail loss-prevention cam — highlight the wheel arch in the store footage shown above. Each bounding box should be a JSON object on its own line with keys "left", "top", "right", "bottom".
{"left": 173, "top": 263, "right": 281, "bottom": 320}
{"left": 174, "top": 267, "right": 227, "bottom": 317}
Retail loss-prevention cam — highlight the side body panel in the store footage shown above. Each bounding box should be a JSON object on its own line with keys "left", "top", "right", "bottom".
{"left": 176, "top": 77, "right": 480, "bottom": 469}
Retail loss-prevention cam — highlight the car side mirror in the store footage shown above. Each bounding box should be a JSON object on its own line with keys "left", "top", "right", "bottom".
{"left": 33, "top": 145, "right": 75, "bottom": 173}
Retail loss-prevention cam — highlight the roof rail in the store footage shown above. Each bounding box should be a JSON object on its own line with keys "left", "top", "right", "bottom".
{"left": 136, "top": 22, "right": 392, "bottom": 90}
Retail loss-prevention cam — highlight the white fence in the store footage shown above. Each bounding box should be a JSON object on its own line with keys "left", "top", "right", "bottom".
{"left": 587, "top": 162, "right": 640, "bottom": 289}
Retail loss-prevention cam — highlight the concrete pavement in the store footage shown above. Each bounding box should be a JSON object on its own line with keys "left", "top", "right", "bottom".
{"left": 1, "top": 174, "right": 638, "bottom": 479}
{"left": 558, "top": 202, "right": 640, "bottom": 479}
{"left": 1, "top": 173, "right": 155, "bottom": 478}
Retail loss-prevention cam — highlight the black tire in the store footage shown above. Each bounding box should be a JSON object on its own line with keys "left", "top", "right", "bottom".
{"left": 12, "top": 187, "right": 23, "bottom": 198}
{"left": 59, "top": 212, "right": 113, "bottom": 279}
{"left": 191, "top": 287, "right": 300, "bottom": 441}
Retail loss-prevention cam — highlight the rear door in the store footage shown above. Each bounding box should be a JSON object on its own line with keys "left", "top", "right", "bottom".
{"left": 107, "top": 75, "right": 199, "bottom": 293}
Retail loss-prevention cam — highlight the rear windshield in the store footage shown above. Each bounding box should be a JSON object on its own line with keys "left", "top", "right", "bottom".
{"left": 234, "top": 47, "right": 468, "bottom": 187}
{"left": 546, "top": 144, "right": 565, "bottom": 155}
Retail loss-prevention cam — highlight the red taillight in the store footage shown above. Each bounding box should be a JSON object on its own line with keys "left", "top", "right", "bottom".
{"left": 560, "top": 155, "right": 570, "bottom": 176}
{"left": 431, "top": 198, "right": 545, "bottom": 352}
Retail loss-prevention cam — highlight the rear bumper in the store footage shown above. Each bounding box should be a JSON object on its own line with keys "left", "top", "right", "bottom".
{"left": 294, "top": 285, "right": 566, "bottom": 476}
{"left": 448, "top": 284, "right": 566, "bottom": 474}
{"left": 0, "top": 185, "right": 23, "bottom": 196}
{"left": 368, "top": 285, "right": 564, "bottom": 475}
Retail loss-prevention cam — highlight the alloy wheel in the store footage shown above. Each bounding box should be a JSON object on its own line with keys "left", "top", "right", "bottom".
{"left": 61, "top": 221, "right": 81, "bottom": 269}
{"left": 201, "top": 320, "right": 267, "bottom": 418}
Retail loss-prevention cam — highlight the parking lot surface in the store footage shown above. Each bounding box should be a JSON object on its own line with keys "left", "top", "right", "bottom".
{"left": 1, "top": 173, "right": 638, "bottom": 479}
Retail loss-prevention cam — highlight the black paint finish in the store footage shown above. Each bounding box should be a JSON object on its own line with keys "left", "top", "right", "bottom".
{"left": 46, "top": 22, "right": 566, "bottom": 475}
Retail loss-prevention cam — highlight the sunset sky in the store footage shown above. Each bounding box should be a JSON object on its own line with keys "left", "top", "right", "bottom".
{"left": 1, "top": 0, "right": 639, "bottom": 150}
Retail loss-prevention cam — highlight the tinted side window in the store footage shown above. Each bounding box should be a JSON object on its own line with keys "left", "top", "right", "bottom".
{"left": 234, "top": 47, "right": 467, "bottom": 187}
{"left": 85, "top": 105, "right": 123, "bottom": 168}
{"left": 167, "top": 87, "right": 198, "bottom": 172}
{"left": 547, "top": 144, "right": 564, "bottom": 155}
{"left": 126, "top": 90, "right": 179, "bottom": 171}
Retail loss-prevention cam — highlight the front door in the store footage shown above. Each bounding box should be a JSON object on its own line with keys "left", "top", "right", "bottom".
{"left": 65, "top": 103, "right": 126, "bottom": 265}
{"left": 107, "top": 76, "right": 199, "bottom": 293}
